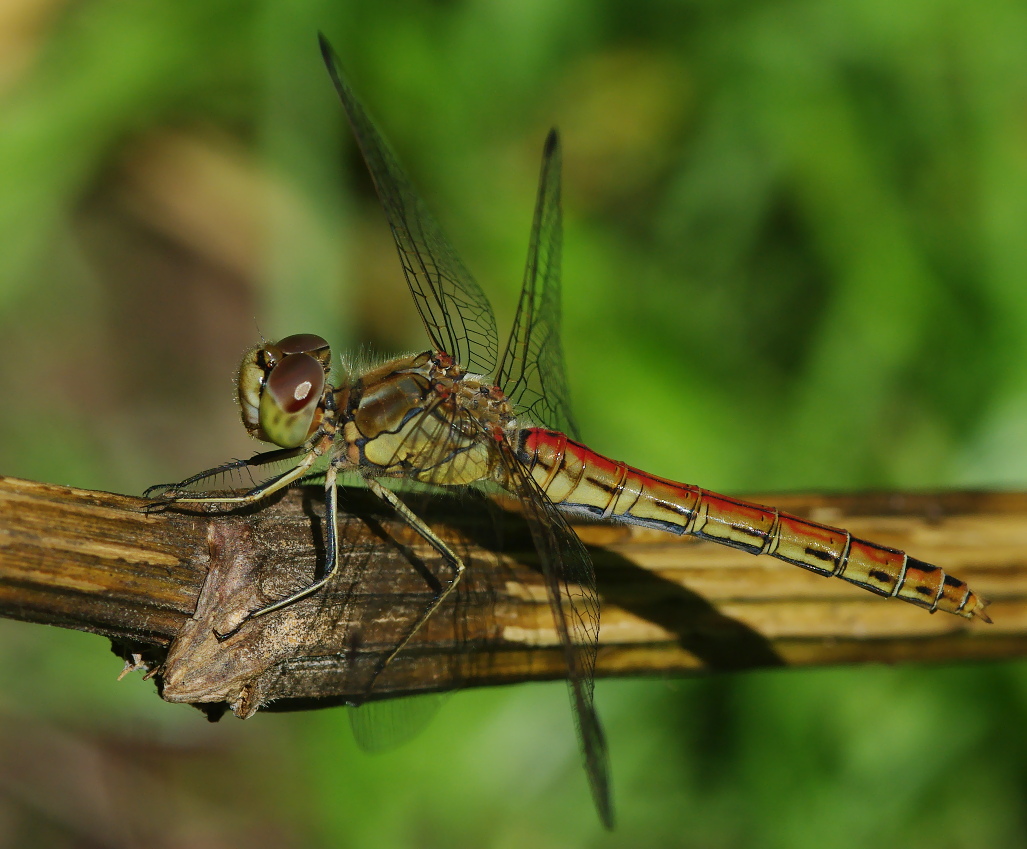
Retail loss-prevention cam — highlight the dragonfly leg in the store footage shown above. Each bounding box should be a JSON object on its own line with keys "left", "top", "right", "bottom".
{"left": 213, "top": 463, "right": 342, "bottom": 640}
{"left": 144, "top": 447, "right": 308, "bottom": 500}
{"left": 363, "top": 477, "right": 466, "bottom": 671}
{"left": 167, "top": 448, "right": 320, "bottom": 508}
{"left": 211, "top": 464, "right": 340, "bottom": 636}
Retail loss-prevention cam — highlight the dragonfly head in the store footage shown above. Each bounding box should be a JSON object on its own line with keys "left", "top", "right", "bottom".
{"left": 237, "top": 333, "right": 332, "bottom": 448}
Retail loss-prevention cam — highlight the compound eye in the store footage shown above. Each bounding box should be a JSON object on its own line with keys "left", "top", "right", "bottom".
{"left": 257, "top": 353, "right": 326, "bottom": 447}
{"left": 276, "top": 333, "right": 331, "bottom": 369}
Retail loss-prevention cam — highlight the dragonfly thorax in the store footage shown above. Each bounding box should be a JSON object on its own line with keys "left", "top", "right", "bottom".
{"left": 238, "top": 333, "right": 333, "bottom": 448}
{"left": 343, "top": 350, "right": 515, "bottom": 486}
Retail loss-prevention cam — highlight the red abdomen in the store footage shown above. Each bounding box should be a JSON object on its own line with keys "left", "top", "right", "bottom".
{"left": 517, "top": 428, "right": 989, "bottom": 621}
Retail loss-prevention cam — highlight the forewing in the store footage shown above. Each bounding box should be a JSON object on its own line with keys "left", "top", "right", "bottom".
{"left": 494, "top": 437, "right": 612, "bottom": 828}
{"left": 495, "top": 129, "right": 579, "bottom": 438}
{"left": 319, "top": 35, "right": 499, "bottom": 376}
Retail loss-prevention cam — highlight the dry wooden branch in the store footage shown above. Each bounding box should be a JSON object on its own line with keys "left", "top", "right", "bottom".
{"left": 0, "top": 475, "right": 1022, "bottom": 717}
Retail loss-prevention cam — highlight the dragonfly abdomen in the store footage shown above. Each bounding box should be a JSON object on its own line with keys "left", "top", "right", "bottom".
{"left": 518, "top": 428, "right": 990, "bottom": 621}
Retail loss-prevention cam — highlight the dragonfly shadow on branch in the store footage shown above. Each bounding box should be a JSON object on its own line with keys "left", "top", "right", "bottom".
{"left": 590, "top": 548, "right": 786, "bottom": 673}
{"left": 451, "top": 497, "right": 787, "bottom": 674}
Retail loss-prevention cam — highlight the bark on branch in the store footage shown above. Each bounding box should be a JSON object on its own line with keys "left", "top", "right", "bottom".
{"left": 0, "top": 475, "right": 1021, "bottom": 717}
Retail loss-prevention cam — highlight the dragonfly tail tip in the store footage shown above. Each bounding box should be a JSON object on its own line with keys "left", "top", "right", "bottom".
{"left": 976, "top": 600, "right": 993, "bottom": 624}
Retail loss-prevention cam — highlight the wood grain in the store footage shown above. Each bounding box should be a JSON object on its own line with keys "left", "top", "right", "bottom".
{"left": 0, "top": 476, "right": 1021, "bottom": 714}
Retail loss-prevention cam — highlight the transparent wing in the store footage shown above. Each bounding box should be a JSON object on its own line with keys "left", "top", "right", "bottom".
{"left": 495, "top": 129, "right": 579, "bottom": 438}
{"left": 494, "top": 436, "right": 612, "bottom": 828}
{"left": 348, "top": 693, "right": 446, "bottom": 753}
{"left": 319, "top": 35, "right": 499, "bottom": 376}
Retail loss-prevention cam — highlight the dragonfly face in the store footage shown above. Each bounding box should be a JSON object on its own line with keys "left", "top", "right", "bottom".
{"left": 238, "top": 333, "right": 332, "bottom": 448}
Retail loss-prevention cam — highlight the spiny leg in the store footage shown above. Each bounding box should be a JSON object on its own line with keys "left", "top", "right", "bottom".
{"left": 144, "top": 447, "right": 308, "bottom": 500}
{"left": 213, "top": 462, "right": 342, "bottom": 639}
{"left": 167, "top": 447, "right": 321, "bottom": 509}
{"left": 363, "top": 476, "right": 466, "bottom": 671}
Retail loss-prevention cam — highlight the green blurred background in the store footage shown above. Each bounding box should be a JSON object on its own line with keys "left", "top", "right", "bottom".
{"left": 1, "top": 0, "right": 1026, "bottom": 845}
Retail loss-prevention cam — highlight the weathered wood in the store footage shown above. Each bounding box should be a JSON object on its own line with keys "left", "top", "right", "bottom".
{"left": 0, "top": 476, "right": 1021, "bottom": 716}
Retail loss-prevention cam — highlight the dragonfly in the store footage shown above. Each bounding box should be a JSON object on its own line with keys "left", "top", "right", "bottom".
{"left": 149, "top": 34, "right": 990, "bottom": 829}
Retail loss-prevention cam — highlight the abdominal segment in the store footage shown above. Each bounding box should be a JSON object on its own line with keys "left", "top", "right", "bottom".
{"left": 517, "top": 428, "right": 989, "bottom": 621}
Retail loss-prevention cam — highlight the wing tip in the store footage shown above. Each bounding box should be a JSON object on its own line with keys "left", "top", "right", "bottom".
{"left": 318, "top": 31, "right": 341, "bottom": 79}
{"left": 544, "top": 127, "right": 560, "bottom": 155}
